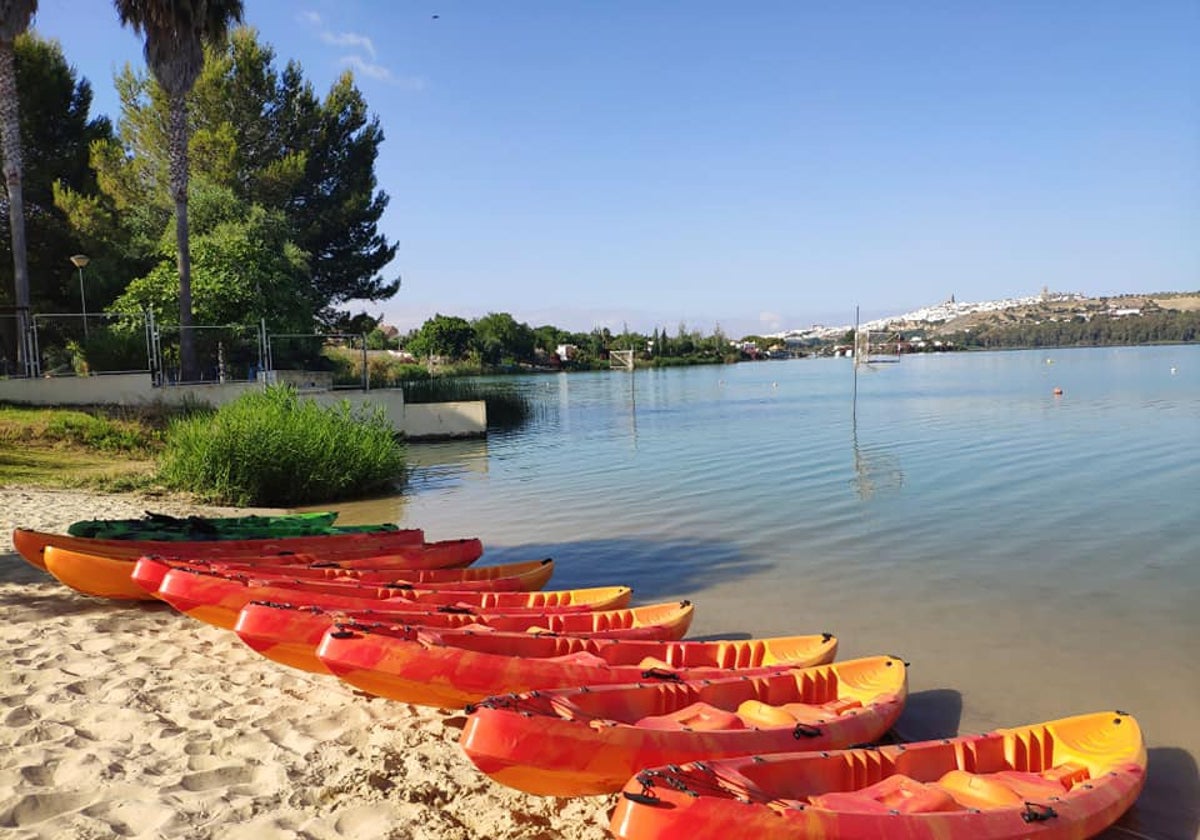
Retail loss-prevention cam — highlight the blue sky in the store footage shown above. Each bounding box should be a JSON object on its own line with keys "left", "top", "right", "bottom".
{"left": 29, "top": 1, "right": 1200, "bottom": 336}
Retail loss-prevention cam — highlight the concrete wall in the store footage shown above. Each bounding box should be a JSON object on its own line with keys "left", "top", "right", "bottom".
{"left": 0, "top": 374, "right": 486, "bottom": 439}
{"left": 402, "top": 401, "right": 488, "bottom": 440}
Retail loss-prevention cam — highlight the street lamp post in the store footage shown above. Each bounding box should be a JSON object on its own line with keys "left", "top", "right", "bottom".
{"left": 70, "top": 254, "right": 90, "bottom": 339}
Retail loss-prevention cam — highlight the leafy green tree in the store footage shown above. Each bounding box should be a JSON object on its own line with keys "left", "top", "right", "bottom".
{"left": 472, "top": 312, "right": 535, "bottom": 365}
{"left": 114, "top": 0, "right": 245, "bottom": 381}
{"left": 293, "top": 73, "right": 398, "bottom": 327}
{"left": 110, "top": 184, "right": 308, "bottom": 329}
{"left": 532, "top": 324, "right": 569, "bottom": 354}
{"left": 365, "top": 327, "right": 395, "bottom": 351}
{"left": 0, "top": 34, "right": 113, "bottom": 332}
{"left": 189, "top": 29, "right": 397, "bottom": 326}
{"left": 674, "top": 322, "right": 696, "bottom": 356}
{"left": 407, "top": 314, "right": 475, "bottom": 361}
{"left": 0, "top": 0, "right": 37, "bottom": 370}
{"left": 85, "top": 27, "right": 397, "bottom": 332}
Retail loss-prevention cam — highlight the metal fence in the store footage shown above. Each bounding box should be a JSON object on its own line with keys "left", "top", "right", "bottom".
{"left": 0, "top": 310, "right": 367, "bottom": 388}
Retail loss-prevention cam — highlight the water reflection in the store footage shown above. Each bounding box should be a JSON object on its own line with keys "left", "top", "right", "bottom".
{"left": 625, "top": 370, "right": 638, "bottom": 447}
{"left": 305, "top": 439, "right": 491, "bottom": 526}
{"left": 405, "top": 437, "right": 489, "bottom": 472}
{"left": 474, "top": 534, "right": 772, "bottom": 603}
{"left": 850, "top": 415, "right": 904, "bottom": 501}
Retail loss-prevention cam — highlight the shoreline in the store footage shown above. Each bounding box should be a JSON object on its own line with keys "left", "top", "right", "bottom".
{"left": 0, "top": 488, "right": 613, "bottom": 839}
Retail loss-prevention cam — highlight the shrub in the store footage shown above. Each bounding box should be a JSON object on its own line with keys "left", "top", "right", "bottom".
{"left": 322, "top": 347, "right": 431, "bottom": 389}
{"left": 158, "top": 385, "right": 405, "bottom": 506}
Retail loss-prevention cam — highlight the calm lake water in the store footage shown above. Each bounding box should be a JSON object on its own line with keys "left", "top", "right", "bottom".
{"left": 330, "top": 345, "right": 1200, "bottom": 839}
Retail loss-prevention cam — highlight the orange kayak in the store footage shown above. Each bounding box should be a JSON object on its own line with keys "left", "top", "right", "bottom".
{"left": 154, "top": 564, "right": 633, "bottom": 630}
{"left": 39, "top": 538, "right": 484, "bottom": 602}
{"left": 317, "top": 626, "right": 838, "bottom": 708}
{"left": 460, "top": 655, "right": 907, "bottom": 797}
{"left": 14, "top": 527, "right": 429, "bottom": 570}
{"left": 610, "top": 711, "right": 1146, "bottom": 840}
{"left": 234, "top": 599, "right": 696, "bottom": 674}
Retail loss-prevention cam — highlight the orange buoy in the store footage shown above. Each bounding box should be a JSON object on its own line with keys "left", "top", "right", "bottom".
{"left": 1053, "top": 387, "right": 1063, "bottom": 396}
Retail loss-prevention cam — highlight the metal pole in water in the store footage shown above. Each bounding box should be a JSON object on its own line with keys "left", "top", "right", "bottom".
{"left": 852, "top": 305, "right": 860, "bottom": 423}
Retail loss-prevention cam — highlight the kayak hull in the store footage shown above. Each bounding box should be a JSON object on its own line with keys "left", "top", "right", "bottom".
{"left": 460, "top": 656, "right": 907, "bottom": 796}
{"left": 609, "top": 712, "right": 1146, "bottom": 840}
{"left": 40, "top": 538, "right": 483, "bottom": 601}
{"left": 155, "top": 565, "right": 633, "bottom": 630}
{"left": 235, "top": 599, "right": 696, "bottom": 674}
{"left": 14, "top": 527, "right": 428, "bottom": 570}
{"left": 317, "top": 627, "right": 838, "bottom": 708}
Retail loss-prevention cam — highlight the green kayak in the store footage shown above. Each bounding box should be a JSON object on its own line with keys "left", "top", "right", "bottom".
{"left": 67, "top": 511, "right": 398, "bottom": 541}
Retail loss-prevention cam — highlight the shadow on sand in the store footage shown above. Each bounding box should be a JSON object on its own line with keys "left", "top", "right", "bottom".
{"left": 475, "top": 536, "right": 772, "bottom": 603}
{"left": 1098, "top": 746, "right": 1200, "bottom": 840}
{"left": 890, "top": 688, "right": 964, "bottom": 742}
{"left": 0, "top": 551, "right": 167, "bottom": 620}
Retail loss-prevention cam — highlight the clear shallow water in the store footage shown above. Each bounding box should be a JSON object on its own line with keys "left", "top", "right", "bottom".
{"left": 331, "top": 346, "right": 1200, "bottom": 839}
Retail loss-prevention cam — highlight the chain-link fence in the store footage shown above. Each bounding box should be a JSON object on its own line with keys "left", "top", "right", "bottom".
{"left": 150, "top": 321, "right": 268, "bottom": 386}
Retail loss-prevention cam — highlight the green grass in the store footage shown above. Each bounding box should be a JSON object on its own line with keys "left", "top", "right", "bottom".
{"left": 157, "top": 385, "right": 406, "bottom": 506}
{"left": 0, "top": 404, "right": 163, "bottom": 453}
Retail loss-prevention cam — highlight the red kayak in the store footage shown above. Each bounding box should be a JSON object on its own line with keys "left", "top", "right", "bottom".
{"left": 130, "top": 553, "right": 540, "bottom": 597}
{"left": 14, "top": 526, "right": 428, "bottom": 570}
{"left": 460, "top": 655, "right": 907, "bottom": 796}
{"left": 234, "top": 599, "right": 696, "bottom": 674}
{"left": 317, "top": 625, "right": 839, "bottom": 708}
{"left": 609, "top": 711, "right": 1146, "bottom": 840}
{"left": 152, "top": 563, "right": 633, "bottom": 630}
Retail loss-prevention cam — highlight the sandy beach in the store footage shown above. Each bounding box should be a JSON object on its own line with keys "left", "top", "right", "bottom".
{"left": 0, "top": 488, "right": 614, "bottom": 840}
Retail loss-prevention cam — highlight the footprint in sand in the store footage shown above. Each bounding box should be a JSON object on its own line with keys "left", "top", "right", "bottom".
{"left": 333, "top": 803, "right": 396, "bottom": 836}
{"left": 177, "top": 763, "right": 260, "bottom": 792}
{"left": 19, "top": 763, "right": 57, "bottom": 786}
{"left": 0, "top": 790, "right": 96, "bottom": 827}
{"left": 3, "top": 705, "right": 37, "bottom": 727}
{"left": 64, "top": 678, "right": 107, "bottom": 696}
{"left": 12, "top": 720, "right": 73, "bottom": 746}
{"left": 81, "top": 798, "right": 176, "bottom": 836}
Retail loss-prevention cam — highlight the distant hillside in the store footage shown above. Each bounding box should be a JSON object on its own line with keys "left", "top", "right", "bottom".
{"left": 928, "top": 292, "right": 1200, "bottom": 337}
{"left": 780, "top": 292, "right": 1200, "bottom": 349}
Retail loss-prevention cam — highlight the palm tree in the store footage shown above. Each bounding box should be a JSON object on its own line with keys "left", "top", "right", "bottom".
{"left": 0, "top": 0, "right": 37, "bottom": 375}
{"left": 114, "top": 0, "right": 243, "bottom": 381}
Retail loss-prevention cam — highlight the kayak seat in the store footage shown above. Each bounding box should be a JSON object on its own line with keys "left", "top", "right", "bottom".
{"left": 821, "top": 697, "right": 863, "bottom": 715}
{"left": 545, "top": 651, "right": 611, "bottom": 668}
{"left": 455, "top": 622, "right": 494, "bottom": 633}
{"left": 736, "top": 699, "right": 849, "bottom": 728}
{"left": 637, "top": 702, "right": 746, "bottom": 732}
{"left": 810, "top": 774, "right": 962, "bottom": 814}
{"left": 933, "top": 769, "right": 1067, "bottom": 810}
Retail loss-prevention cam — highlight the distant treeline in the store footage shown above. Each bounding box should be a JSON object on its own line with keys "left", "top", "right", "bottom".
{"left": 946, "top": 311, "right": 1200, "bottom": 349}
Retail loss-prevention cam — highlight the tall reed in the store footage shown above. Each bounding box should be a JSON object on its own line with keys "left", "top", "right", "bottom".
{"left": 400, "top": 378, "right": 533, "bottom": 429}
{"left": 158, "top": 386, "right": 405, "bottom": 506}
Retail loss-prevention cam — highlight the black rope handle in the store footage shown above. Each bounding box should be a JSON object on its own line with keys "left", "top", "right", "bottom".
{"left": 792, "top": 723, "right": 822, "bottom": 739}
{"left": 1021, "top": 802, "right": 1058, "bottom": 823}
{"left": 640, "top": 668, "right": 682, "bottom": 681}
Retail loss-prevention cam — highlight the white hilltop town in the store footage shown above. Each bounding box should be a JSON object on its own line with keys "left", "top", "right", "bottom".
{"left": 772, "top": 289, "right": 1087, "bottom": 343}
